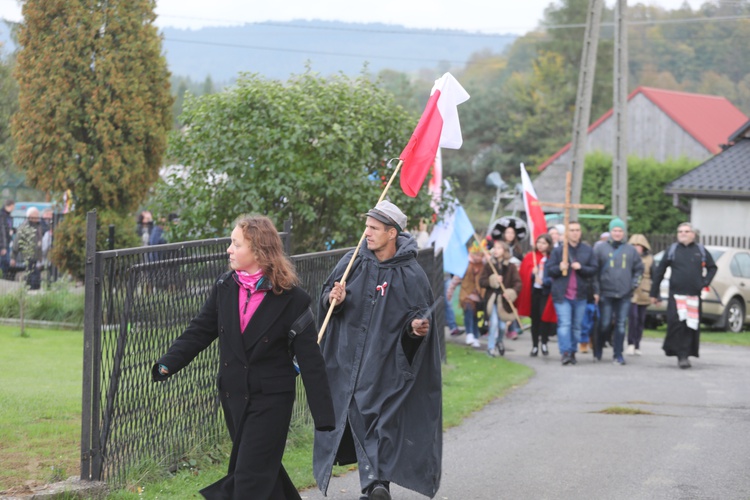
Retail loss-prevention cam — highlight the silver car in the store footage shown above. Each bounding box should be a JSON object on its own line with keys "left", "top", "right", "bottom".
{"left": 646, "top": 246, "right": 750, "bottom": 333}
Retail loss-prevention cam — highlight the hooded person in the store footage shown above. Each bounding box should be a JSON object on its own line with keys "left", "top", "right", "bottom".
{"left": 626, "top": 233, "right": 654, "bottom": 355}
{"left": 314, "top": 200, "right": 442, "bottom": 500}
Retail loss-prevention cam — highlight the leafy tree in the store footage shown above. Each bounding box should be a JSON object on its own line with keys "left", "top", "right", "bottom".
{"left": 12, "top": 0, "right": 173, "bottom": 279}
{"left": 580, "top": 152, "right": 698, "bottom": 234}
{"left": 539, "top": 0, "right": 615, "bottom": 119}
{"left": 170, "top": 74, "right": 223, "bottom": 129}
{"left": 497, "top": 51, "right": 577, "bottom": 170}
{"left": 0, "top": 47, "right": 19, "bottom": 182}
{"left": 374, "top": 69, "right": 424, "bottom": 115}
{"left": 155, "top": 71, "right": 436, "bottom": 253}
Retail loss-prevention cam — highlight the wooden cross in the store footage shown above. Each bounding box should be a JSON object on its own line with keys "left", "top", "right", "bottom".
{"left": 534, "top": 171, "right": 605, "bottom": 276}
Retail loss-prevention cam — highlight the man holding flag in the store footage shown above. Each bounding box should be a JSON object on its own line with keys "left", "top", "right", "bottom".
{"left": 314, "top": 201, "right": 441, "bottom": 499}
{"left": 314, "top": 73, "right": 469, "bottom": 500}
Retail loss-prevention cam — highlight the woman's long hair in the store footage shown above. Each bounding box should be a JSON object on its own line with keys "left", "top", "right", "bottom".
{"left": 535, "top": 233, "right": 553, "bottom": 257}
{"left": 233, "top": 215, "right": 299, "bottom": 294}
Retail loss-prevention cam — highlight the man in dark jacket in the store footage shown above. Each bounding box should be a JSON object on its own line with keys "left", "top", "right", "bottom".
{"left": 315, "top": 201, "right": 442, "bottom": 500}
{"left": 0, "top": 199, "right": 15, "bottom": 278}
{"left": 13, "top": 207, "right": 44, "bottom": 290}
{"left": 592, "top": 218, "right": 644, "bottom": 364}
{"left": 545, "top": 221, "right": 598, "bottom": 365}
{"left": 650, "top": 222, "right": 717, "bottom": 369}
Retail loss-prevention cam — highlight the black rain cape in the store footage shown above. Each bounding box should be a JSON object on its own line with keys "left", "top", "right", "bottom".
{"left": 313, "top": 234, "right": 442, "bottom": 498}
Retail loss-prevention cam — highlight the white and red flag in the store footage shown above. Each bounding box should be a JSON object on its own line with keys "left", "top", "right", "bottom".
{"left": 399, "top": 72, "right": 470, "bottom": 197}
{"left": 520, "top": 163, "right": 548, "bottom": 242}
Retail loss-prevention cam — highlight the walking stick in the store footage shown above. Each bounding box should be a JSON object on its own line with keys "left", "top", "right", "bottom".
{"left": 472, "top": 233, "right": 523, "bottom": 326}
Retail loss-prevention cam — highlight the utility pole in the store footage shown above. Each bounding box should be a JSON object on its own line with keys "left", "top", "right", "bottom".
{"left": 568, "top": 0, "right": 604, "bottom": 220}
{"left": 612, "top": 0, "right": 629, "bottom": 221}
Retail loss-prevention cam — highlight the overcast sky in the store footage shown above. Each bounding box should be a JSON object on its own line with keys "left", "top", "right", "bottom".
{"left": 1, "top": 0, "right": 705, "bottom": 34}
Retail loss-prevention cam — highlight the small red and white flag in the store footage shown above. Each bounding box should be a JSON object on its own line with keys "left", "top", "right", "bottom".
{"left": 520, "top": 163, "right": 548, "bottom": 242}
{"left": 428, "top": 149, "right": 442, "bottom": 212}
{"left": 400, "top": 72, "right": 470, "bottom": 197}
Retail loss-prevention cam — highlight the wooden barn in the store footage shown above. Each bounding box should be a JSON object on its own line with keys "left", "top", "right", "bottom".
{"left": 527, "top": 86, "right": 749, "bottom": 209}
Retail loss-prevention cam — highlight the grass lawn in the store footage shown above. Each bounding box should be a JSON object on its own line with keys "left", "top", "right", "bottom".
{"left": 0, "top": 323, "right": 534, "bottom": 498}
{"left": 108, "top": 342, "right": 534, "bottom": 498}
{"left": 0, "top": 326, "right": 83, "bottom": 491}
{"left": 3, "top": 315, "right": 747, "bottom": 498}
{"left": 642, "top": 325, "right": 750, "bottom": 346}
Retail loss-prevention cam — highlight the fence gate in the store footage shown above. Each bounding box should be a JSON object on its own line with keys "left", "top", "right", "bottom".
{"left": 80, "top": 211, "right": 445, "bottom": 486}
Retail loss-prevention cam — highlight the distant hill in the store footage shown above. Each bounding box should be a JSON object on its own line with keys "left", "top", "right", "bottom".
{"left": 1, "top": 19, "right": 515, "bottom": 82}
{"left": 161, "top": 20, "right": 515, "bottom": 81}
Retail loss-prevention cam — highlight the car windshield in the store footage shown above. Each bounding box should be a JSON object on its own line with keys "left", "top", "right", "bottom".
{"left": 708, "top": 249, "right": 725, "bottom": 262}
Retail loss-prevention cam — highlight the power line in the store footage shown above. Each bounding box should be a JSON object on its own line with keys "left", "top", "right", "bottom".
{"left": 154, "top": 12, "right": 750, "bottom": 33}
{"left": 3, "top": 13, "right": 749, "bottom": 68}
{"left": 157, "top": 17, "right": 520, "bottom": 38}
{"left": 164, "top": 37, "right": 471, "bottom": 65}
{"left": 544, "top": 13, "right": 750, "bottom": 29}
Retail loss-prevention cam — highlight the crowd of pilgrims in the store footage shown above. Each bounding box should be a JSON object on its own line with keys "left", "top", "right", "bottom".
{"left": 442, "top": 218, "right": 654, "bottom": 365}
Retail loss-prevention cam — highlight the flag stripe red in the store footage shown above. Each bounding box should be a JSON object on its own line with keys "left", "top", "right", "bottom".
{"left": 400, "top": 90, "right": 444, "bottom": 197}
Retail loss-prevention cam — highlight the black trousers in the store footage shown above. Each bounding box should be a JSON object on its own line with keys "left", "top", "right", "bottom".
{"left": 663, "top": 296, "right": 700, "bottom": 359}
{"left": 530, "top": 287, "right": 554, "bottom": 347}
{"left": 201, "top": 391, "right": 299, "bottom": 500}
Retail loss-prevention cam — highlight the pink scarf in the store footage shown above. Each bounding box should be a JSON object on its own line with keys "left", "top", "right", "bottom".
{"left": 234, "top": 269, "right": 269, "bottom": 333}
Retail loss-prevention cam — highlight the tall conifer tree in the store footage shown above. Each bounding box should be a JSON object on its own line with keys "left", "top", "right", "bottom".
{"left": 12, "top": 0, "right": 173, "bottom": 212}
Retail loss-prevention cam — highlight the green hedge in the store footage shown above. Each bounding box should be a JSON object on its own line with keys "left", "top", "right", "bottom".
{"left": 579, "top": 152, "right": 698, "bottom": 234}
{"left": 0, "top": 288, "right": 84, "bottom": 325}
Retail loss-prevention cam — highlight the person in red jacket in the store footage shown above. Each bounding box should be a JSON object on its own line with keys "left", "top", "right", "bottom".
{"left": 516, "top": 233, "right": 557, "bottom": 356}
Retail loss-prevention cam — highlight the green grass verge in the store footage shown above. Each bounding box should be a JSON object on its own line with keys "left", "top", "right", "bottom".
{"left": 0, "top": 284, "right": 84, "bottom": 325}
{"left": 0, "top": 327, "right": 534, "bottom": 497}
{"left": 642, "top": 326, "right": 750, "bottom": 346}
{"left": 109, "top": 342, "right": 534, "bottom": 498}
{"left": 0, "top": 326, "right": 83, "bottom": 490}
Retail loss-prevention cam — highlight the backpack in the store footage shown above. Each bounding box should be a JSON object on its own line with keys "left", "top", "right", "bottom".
{"left": 666, "top": 242, "right": 706, "bottom": 268}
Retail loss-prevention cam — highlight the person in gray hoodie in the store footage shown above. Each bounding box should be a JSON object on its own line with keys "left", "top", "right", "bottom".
{"left": 592, "top": 218, "right": 644, "bottom": 364}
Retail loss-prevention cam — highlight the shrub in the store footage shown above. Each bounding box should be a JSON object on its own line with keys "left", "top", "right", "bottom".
{"left": 50, "top": 210, "right": 140, "bottom": 282}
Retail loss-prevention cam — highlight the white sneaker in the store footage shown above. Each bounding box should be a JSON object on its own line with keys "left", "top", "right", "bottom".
{"left": 625, "top": 344, "right": 635, "bottom": 356}
{"left": 465, "top": 333, "right": 476, "bottom": 345}
{"left": 634, "top": 349, "right": 642, "bottom": 356}
{"left": 471, "top": 337, "right": 481, "bottom": 348}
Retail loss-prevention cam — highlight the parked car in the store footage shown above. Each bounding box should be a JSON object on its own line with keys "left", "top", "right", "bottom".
{"left": 646, "top": 246, "right": 750, "bottom": 333}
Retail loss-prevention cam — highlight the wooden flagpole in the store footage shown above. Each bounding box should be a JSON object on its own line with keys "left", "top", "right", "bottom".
{"left": 317, "top": 159, "right": 404, "bottom": 344}
{"left": 472, "top": 233, "right": 523, "bottom": 326}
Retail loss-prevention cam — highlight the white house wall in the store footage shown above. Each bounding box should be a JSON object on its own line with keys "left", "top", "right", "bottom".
{"left": 690, "top": 198, "right": 750, "bottom": 236}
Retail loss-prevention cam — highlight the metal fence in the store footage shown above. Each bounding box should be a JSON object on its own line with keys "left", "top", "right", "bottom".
{"left": 80, "top": 212, "right": 445, "bottom": 486}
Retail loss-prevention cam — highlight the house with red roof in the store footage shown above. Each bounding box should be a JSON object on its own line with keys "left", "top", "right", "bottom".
{"left": 528, "top": 86, "right": 749, "bottom": 209}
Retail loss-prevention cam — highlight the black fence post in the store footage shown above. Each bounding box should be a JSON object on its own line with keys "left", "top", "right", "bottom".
{"left": 81, "top": 211, "right": 99, "bottom": 479}
{"left": 108, "top": 224, "right": 115, "bottom": 251}
{"left": 283, "top": 218, "right": 292, "bottom": 255}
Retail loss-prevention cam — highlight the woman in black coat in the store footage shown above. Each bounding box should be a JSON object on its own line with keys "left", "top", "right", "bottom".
{"left": 153, "top": 215, "right": 335, "bottom": 500}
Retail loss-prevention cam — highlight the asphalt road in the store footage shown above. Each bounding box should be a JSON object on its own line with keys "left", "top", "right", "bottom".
{"left": 300, "top": 330, "right": 750, "bottom": 500}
